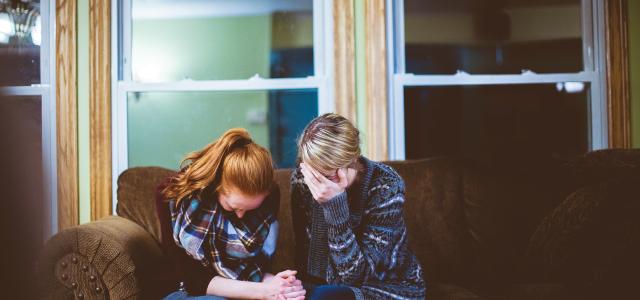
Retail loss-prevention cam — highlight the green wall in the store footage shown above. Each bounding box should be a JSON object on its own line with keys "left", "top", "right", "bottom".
{"left": 78, "top": 0, "right": 90, "bottom": 224}
{"left": 355, "top": 0, "right": 367, "bottom": 154}
{"left": 630, "top": 0, "right": 640, "bottom": 148}
{"left": 128, "top": 16, "right": 271, "bottom": 169}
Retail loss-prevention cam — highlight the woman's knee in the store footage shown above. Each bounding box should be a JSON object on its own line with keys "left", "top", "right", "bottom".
{"left": 308, "top": 285, "right": 355, "bottom": 300}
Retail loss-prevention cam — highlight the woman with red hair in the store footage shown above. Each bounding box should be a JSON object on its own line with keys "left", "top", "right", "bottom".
{"left": 157, "top": 128, "right": 305, "bottom": 300}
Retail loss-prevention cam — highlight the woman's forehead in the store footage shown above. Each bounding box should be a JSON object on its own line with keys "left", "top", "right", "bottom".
{"left": 227, "top": 193, "right": 265, "bottom": 209}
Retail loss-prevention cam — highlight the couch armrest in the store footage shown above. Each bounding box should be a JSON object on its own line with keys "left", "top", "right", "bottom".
{"left": 39, "top": 216, "right": 174, "bottom": 299}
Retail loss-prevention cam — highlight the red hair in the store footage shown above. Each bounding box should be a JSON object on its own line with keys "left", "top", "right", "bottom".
{"left": 162, "top": 128, "right": 274, "bottom": 204}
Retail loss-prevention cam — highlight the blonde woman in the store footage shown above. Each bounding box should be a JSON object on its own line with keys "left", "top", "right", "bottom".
{"left": 156, "top": 129, "right": 306, "bottom": 300}
{"left": 291, "top": 114, "right": 426, "bottom": 299}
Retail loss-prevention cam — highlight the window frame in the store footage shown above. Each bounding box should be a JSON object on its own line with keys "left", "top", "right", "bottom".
{"left": 0, "top": 0, "right": 57, "bottom": 238}
{"left": 111, "top": 0, "right": 335, "bottom": 213}
{"left": 385, "top": 0, "right": 608, "bottom": 160}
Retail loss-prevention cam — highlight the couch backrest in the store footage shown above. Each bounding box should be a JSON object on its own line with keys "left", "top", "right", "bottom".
{"left": 268, "top": 157, "right": 579, "bottom": 284}
{"left": 270, "top": 169, "right": 295, "bottom": 272}
{"left": 116, "top": 166, "right": 174, "bottom": 242}
{"left": 384, "top": 158, "right": 473, "bottom": 282}
{"left": 115, "top": 149, "right": 640, "bottom": 288}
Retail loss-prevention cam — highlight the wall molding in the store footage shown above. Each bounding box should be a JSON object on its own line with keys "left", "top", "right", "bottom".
{"left": 56, "top": 0, "right": 79, "bottom": 230}
{"left": 89, "top": 0, "right": 112, "bottom": 220}
{"left": 605, "top": 0, "right": 631, "bottom": 148}
{"left": 364, "top": 0, "right": 388, "bottom": 160}
{"left": 333, "top": 0, "right": 357, "bottom": 123}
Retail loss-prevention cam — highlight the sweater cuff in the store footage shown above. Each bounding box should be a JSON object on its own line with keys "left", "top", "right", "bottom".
{"left": 349, "top": 287, "right": 365, "bottom": 300}
{"left": 320, "top": 192, "right": 350, "bottom": 225}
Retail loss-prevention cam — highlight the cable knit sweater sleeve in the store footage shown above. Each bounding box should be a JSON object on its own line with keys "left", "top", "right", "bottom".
{"left": 320, "top": 175, "right": 408, "bottom": 285}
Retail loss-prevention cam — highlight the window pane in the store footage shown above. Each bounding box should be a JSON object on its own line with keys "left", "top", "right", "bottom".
{"left": 404, "top": 83, "right": 590, "bottom": 168}
{"left": 0, "top": 1, "right": 41, "bottom": 86}
{"left": 127, "top": 89, "right": 317, "bottom": 169}
{"left": 130, "top": 0, "right": 314, "bottom": 82}
{"left": 404, "top": 0, "right": 583, "bottom": 74}
{"left": 0, "top": 96, "right": 43, "bottom": 299}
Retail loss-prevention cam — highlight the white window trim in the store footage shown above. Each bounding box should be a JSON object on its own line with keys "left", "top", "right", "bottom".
{"left": 386, "top": 0, "right": 608, "bottom": 160}
{"left": 111, "top": 0, "right": 334, "bottom": 214}
{"left": 0, "top": 0, "right": 57, "bottom": 238}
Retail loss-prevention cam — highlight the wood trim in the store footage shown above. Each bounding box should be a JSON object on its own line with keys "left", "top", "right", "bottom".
{"left": 605, "top": 0, "right": 631, "bottom": 148}
{"left": 333, "top": 0, "right": 357, "bottom": 123}
{"left": 89, "top": 0, "right": 112, "bottom": 220}
{"left": 56, "top": 0, "right": 79, "bottom": 230}
{"left": 364, "top": 0, "right": 388, "bottom": 160}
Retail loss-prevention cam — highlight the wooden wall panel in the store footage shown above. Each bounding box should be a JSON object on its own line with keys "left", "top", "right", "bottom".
{"left": 605, "top": 0, "right": 631, "bottom": 148}
{"left": 364, "top": 0, "right": 388, "bottom": 160}
{"left": 89, "top": 0, "right": 112, "bottom": 220}
{"left": 56, "top": 0, "right": 78, "bottom": 230}
{"left": 333, "top": 0, "right": 357, "bottom": 123}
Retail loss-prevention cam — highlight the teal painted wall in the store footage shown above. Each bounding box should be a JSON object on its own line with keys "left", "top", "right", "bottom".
{"left": 354, "top": 0, "right": 367, "bottom": 154}
{"left": 128, "top": 16, "right": 271, "bottom": 169}
{"left": 78, "top": 0, "right": 90, "bottom": 224}
{"left": 630, "top": 0, "right": 640, "bottom": 148}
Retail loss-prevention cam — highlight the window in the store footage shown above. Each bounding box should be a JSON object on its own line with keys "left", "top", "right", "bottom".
{"left": 387, "top": 0, "right": 607, "bottom": 167}
{"left": 126, "top": 89, "right": 318, "bottom": 169}
{"left": 0, "top": 0, "right": 56, "bottom": 238}
{"left": 113, "top": 0, "right": 333, "bottom": 208}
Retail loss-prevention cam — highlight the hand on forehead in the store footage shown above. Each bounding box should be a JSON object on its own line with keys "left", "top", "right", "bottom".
{"left": 301, "top": 162, "right": 328, "bottom": 174}
{"left": 300, "top": 162, "right": 349, "bottom": 203}
{"left": 301, "top": 162, "right": 348, "bottom": 186}
{"left": 300, "top": 162, "right": 336, "bottom": 180}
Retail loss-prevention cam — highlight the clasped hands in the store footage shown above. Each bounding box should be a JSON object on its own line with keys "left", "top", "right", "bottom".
{"left": 262, "top": 270, "right": 305, "bottom": 300}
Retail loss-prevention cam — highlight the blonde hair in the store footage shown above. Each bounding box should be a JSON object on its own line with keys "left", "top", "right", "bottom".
{"left": 297, "top": 113, "right": 361, "bottom": 172}
{"left": 163, "top": 128, "right": 274, "bottom": 204}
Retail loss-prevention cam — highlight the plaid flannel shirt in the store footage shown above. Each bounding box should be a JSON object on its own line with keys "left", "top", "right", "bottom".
{"left": 169, "top": 191, "right": 279, "bottom": 282}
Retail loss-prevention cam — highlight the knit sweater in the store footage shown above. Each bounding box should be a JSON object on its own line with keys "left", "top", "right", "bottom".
{"left": 291, "top": 156, "right": 426, "bottom": 299}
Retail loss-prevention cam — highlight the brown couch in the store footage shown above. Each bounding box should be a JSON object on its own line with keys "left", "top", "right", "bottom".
{"left": 38, "top": 150, "right": 640, "bottom": 299}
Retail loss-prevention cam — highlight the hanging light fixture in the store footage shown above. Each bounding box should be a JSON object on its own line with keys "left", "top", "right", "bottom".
{"left": 0, "top": 0, "right": 40, "bottom": 46}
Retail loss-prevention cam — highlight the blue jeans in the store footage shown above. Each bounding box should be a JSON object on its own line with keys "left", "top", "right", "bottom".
{"left": 163, "top": 290, "right": 226, "bottom": 300}
{"left": 306, "top": 284, "right": 355, "bottom": 300}
{"left": 164, "top": 285, "right": 355, "bottom": 300}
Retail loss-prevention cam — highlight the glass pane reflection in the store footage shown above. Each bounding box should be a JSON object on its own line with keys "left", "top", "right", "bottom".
{"left": 0, "top": 0, "right": 42, "bottom": 86}
{"left": 127, "top": 89, "right": 317, "bottom": 169}
{"left": 404, "top": 0, "right": 583, "bottom": 74}
{"left": 130, "top": 0, "right": 314, "bottom": 82}
{"left": 404, "top": 83, "right": 590, "bottom": 168}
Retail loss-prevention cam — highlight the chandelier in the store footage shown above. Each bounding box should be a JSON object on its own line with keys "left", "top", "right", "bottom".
{"left": 0, "top": 0, "right": 40, "bottom": 46}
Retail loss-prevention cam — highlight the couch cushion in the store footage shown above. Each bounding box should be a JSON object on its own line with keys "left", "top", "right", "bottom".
{"left": 460, "top": 157, "right": 576, "bottom": 289}
{"left": 426, "top": 283, "right": 485, "bottom": 300}
{"left": 117, "top": 166, "right": 175, "bottom": 242}
{"left": 528, "top": 177, "right": 640, "bottom": 299}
